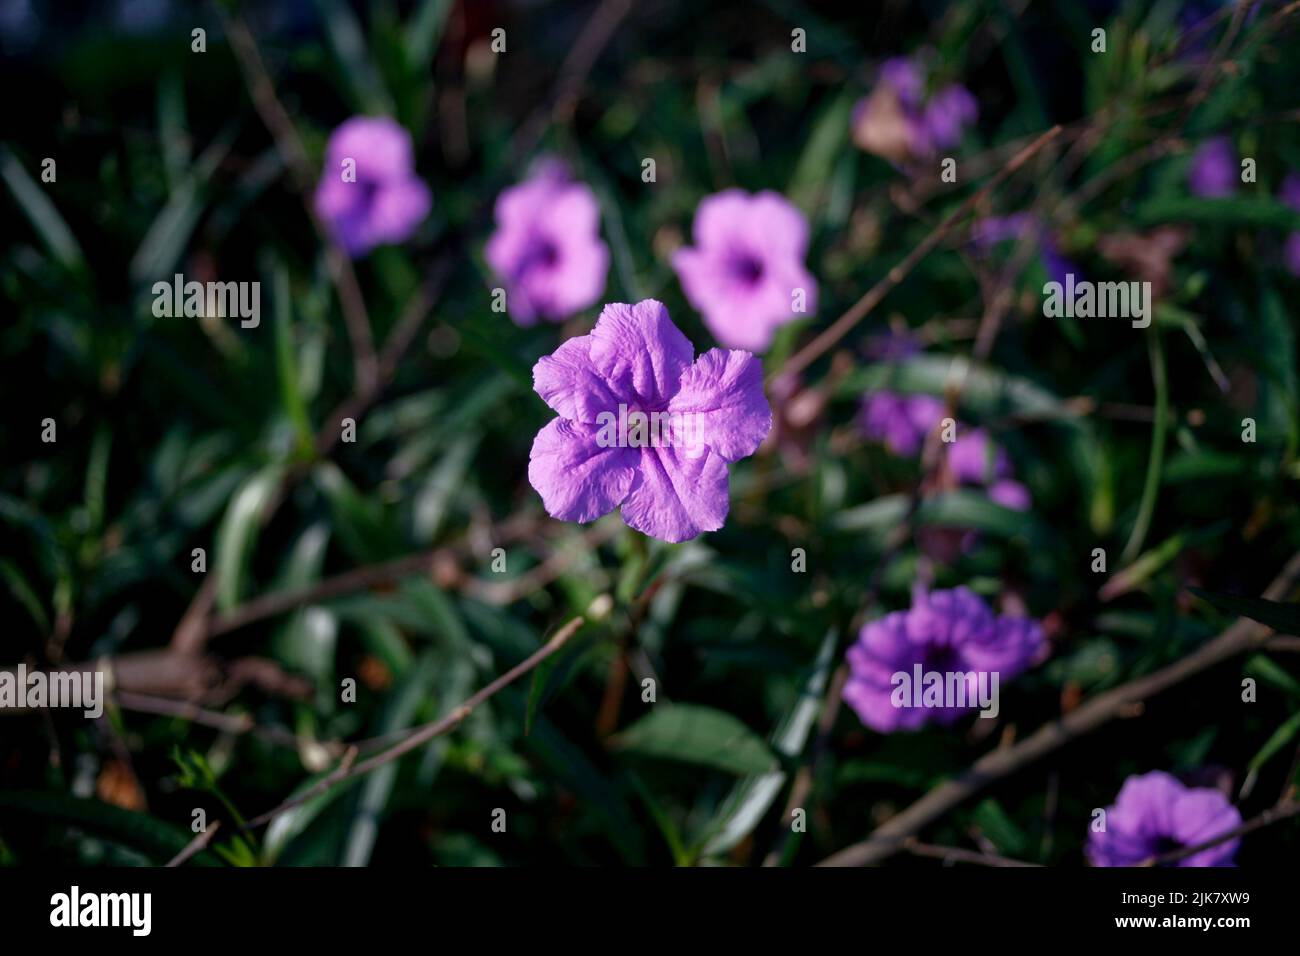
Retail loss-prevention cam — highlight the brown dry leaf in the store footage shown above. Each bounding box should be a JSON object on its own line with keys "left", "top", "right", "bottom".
{"left": 96, "top": 758, "right": 147, "bottom": 812}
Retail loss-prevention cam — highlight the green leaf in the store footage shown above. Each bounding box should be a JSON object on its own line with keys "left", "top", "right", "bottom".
{"left": 1248, "top": 711, "right": 1300, "bottom": 775}
{"left": 613, "top": 704, "right": 777, "bottom": 776}
{"left": 788, "top": 90, "right": 854, "bottom": 220}
{"left": 838, "top": 354, "right": 1077, "bottom": 424}
{"left": 404, "top": 0, "right": 454, "bottom": 74}
{"left": 0, "top": 145, "right": 85, "bottom": 271}
{"left": 272, "top": 262, "right": 315, "bottom": 456}
{"left": 700, "top": 629, "right": 837, "bottom": 858}
{"left": 1133, "top": 196, "right": 1300, "bottom": 231}
{"left": 342, "top": 654, "right": 439, "bottom": 866}
{"left": 314, "top": 0, "right": 395, "bottom": 115}
{"left": 0, "top": 792, "right": 222, "bottom": 866}
{"left": 1190, "top": 589, "right": 1300, "bottom": 634}
{"left": 214, "top": 464, "right": 285, "bottom": 611}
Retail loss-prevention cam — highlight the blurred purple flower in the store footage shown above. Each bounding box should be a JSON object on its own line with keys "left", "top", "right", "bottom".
{"left": 1187, "top": 137, "right": 1237, "bottom": 198}
{"left": 853, "top": 55, "right": 978, "bottom": 163}
{"left": 842, "top": 587, "right": 1044, "bottom": 733}
{"left": 528, "top": 299, "right": 771, "bottom": 543}
{"left": 948, "top": 427, "right": 1012, "bottom": 485}
{"left": 972, "top": 214, "right": 1078, "bottom": 287}
{"left": 988, "top": 479, "right": 1032, "bottom": 512}
{"left": 922, "top": 85, "right": 979, "bottom": 150}
{"left": 314, "top": 117, "right": 431, "bottom": 258}
{"left": 1087, "top": 771, "right": 1243, "bottom": 867}
{"left": 1280, "top": 173, "right": 1300, "bottom": 276}
{"left": 672, "top": 190, "right": 818, "bottom": 352}
{"left": 864, "top": 327, "right": 923, "bottom": 361}
{"left": 859, "top": 391, "right": 946, "bottom": 456}
{"left": 485, "top": 159, "right": 609, "bottom": 326}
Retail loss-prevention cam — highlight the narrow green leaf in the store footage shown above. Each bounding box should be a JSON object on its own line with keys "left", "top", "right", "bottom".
{"left": 0, "top": 145, "right": 85, "bottom": 271}
{"left": 1190, "top": 589, "right": 1300, "bottom": 634}
{"left": 214, "top": 464, "right": 285, "bottom": 611}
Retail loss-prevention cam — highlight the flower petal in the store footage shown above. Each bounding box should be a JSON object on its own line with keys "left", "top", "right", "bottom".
{"left": 528, "top": 419, "right": 637, "bottom": 523}
{"left": 619, "top": 446, "right": 729, "bottom": 543}
{"left": 532, "top": 335, "right": 621, "bottom": 423}
{"left": 589, "top": 300, "right": 694, "bottom": 407}
{"left": 667, "top": 348, "right": 771, "bottom": 462}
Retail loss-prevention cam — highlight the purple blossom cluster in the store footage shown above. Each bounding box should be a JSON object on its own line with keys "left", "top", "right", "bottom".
{"left": 1087, "top": 771, "right": 1243, "bottom": 867}
{"left": 1185, "top": 139, "right": 1300, "bottom": 274}
{"left": 859, "top": 390, "right": 1030, "bottom": 510}
{"left": 852, "top": 55, "right": 978, "bottom": 164}
{"left": 971, "top": 213, "right": 1079, "bottom": 288}
{"left": 842, "top": 587, "right": 1043, "bottom": 733}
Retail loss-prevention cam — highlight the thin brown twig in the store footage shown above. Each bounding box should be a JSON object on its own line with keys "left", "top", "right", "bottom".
{"left": 114, "top": 690, "right": 337, "bottom": 757}
{"left": 221, "top": 12, "right": 378, "bottom": 395}
{"left": 236, "top": 615, "right": 588, "bottom": 833}
{"left": 165, "top": 820, "right": 222, "bottom": 868}
{"left": 779, "top": 125, "right": 1062, "bottom": 381}
{"left": 904, "top": 838, "right": 1042, "bottom": 868}
{"left": 1139, "top": 799, "right": 1300, "bottom": 867}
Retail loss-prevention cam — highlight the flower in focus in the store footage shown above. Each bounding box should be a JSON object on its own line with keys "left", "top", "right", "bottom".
{"left": 852, "top": 55, "right": 978, "bottom": 163}
{"left": 1087, "top": 771, "right": 1243, "bottom": 867}
{"left": 672, "top": 189, "right": 818, "bottom": 352}
{"left": 485, "top": 159, "right": 609, "bottom": 326}
{"left": 528, "top": 299, "right": 771, "bottom": 543}
{"left": 314, "top": 117, "right": 431, "bottom": 258}
{"left": 842, "top": 587, "right": 1043, "bottom": 733}
{"left": 1187, "top": 137, "right": 1237, "bottom": 198}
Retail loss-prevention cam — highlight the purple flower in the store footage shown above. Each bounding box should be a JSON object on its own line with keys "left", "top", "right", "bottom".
{"left": 864, "top": 327, "right": 923, "bottom": 362}
{"left": 922, "top": 85, "right": 979, "bottom": 151}
{"left": 672, "top": 190, "right": 818, "bottom": 352}
{"left": 988, "top": 479, "right": 1032, "bottom": 512}
{"left": 314, "top": 117, "right": 431, "bottom": 258}
{"left": 485, "top": 160, "right": 609, "bottom": 326}
{"left": 1280, "top": 174, "right": 1300, "bottom": 276}
{"left": 853, "top": 55, "right": 978, "bottom": 162}
{"left": 1280, "top": 173, "right": 1300, "bottom": 212}
{"left": 948, "top": 427, "right": 1011, "bottom": 485}
{"left": 973, "top": 214, "right": 1078, "bottom": 287}
{"left": 879, "top": 57, "right": 926, "bottom": 108}
{"left": 1087, "top": 771, "right": 1243, "bottom": 867}
{"left": 528, "top": 299, "right": 771, "bottom": 543}
{"left": 1285, "top": 233, "right": 1300, "bottom": 276}
{"left": 859, "top": 391, "right": 947, "bottom": 456}
{"left": 1187, "top": 137, "right": 1237, "bottom": 198}
{"left": 842, "top": 588, "right": 1043, "bottom": 733}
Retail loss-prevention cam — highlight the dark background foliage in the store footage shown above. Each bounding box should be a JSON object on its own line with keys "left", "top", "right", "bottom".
{"left": 1, "top": 0, "right": 1298, "bottom": 867}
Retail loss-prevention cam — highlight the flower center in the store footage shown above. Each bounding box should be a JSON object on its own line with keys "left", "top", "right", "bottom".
{"left": 922, "top": 644, "right": 959, "bottom": 672}
{"left": 729, "top": 250, "right": 765, "bottom": 285}
{"left": 520, "top": 234, "right": 561, "bottom": 274}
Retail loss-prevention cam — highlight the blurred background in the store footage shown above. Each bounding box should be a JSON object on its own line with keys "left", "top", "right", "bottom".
{"left": 2, "top": 0, "right": 1299, "bottom": 867}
